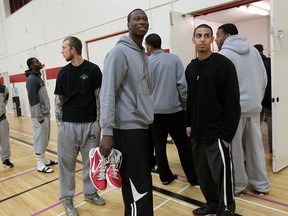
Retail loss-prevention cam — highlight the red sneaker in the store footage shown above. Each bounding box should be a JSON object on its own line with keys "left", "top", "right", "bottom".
{"left": 106, "top": 149, "right": 122, "bottom": 189}
{"left": 89, "top": 147, "right": 108, "bottom": 190}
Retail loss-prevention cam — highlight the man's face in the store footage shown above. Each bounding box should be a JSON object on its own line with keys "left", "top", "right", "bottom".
{"left": 61, "top": 40, "right": 73, "bottom": 62}
{"left": 192, "top": 27, "right": 214, "bottom": 53}
{"left": 215, "top": 29, "right": 229, "bottom": 50}
{"left": 31, "top": 58, "right": 42, "bottom": 70}
{"left": 128, "top": 10, "right": 149, "bottom": 38}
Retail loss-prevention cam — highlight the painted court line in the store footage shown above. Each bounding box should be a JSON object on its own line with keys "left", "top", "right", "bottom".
{"left": 0, "top": 168, "right": 35, "bottom": 183}
{"left": 32, "top": 189, "right": 113, "bottom": 216}
{"left": 237, "top": 196, "right": 288, "bottom": 215}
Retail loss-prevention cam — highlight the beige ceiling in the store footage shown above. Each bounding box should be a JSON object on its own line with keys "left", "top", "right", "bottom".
{"left": 196, "top": 0, "right": 270, "bottom": 23}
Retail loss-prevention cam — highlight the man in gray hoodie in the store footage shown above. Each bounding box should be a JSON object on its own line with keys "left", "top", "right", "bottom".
{"left": 145, "top": 33, "right": 198, "bottom": 186}
{"left": 0, "top": 83, "right": 13, "bottom": 168}
{"left": 216, "top": 23, "right": 269, "bottom": 196}
{"left": 25, "top": 58, "right": 58, "bottom": 173}
{"left": 100, "top": 8, "right": 154, "bottom": 216}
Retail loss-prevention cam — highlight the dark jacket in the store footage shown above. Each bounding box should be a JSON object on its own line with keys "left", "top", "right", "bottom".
{"left": 260, "top": 54, "right": 271, "bottom": 110}
{"left": 185, "top": 53, "right": 240, "bottom": 143}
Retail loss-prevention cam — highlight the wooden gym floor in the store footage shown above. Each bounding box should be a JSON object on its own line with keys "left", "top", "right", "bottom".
{"left": 0, "top": 113, "right": 287, "bottom": 216}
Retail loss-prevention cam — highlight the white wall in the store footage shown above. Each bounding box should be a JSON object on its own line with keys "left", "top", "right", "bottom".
{"left": 237, "top": 17, "right": 270, "bottom": 56}
{"left": 0, "top": 0, "right": 258, "bottom": 120}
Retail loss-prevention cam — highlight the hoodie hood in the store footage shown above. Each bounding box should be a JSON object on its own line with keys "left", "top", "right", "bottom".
{"left": 117, "top": 35, "right": 145, "bottom": 53}
{"left": 221, "top": 35, "right": 250, "bottom": 55}
{"left": 25, "top": 69, "right": 40, "bottom": 78}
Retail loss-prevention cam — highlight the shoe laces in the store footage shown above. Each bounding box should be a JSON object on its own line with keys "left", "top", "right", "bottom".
{"left": 108, "top": 150, "right": 122, "bottom": 179}
{"left": 97, "top": 154, "right": 108, "bottom": 180}
{"left": 63, "top": 197, "right": 74, "bottom": 208}
{"left": 87, "top": 193, "right": 100, "bottom": 201}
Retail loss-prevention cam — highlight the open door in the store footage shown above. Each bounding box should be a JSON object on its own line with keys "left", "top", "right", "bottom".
{"left": 170, "top": 11, "right": 195, "bottom": 68}
{"left": 270, "top": 0, "right": 288, "bottom": 172}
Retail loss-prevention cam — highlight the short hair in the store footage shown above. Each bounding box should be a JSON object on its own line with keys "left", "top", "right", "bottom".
{"left": 145, "top": 33, "right": 162, "bottom": 49}
{"left": 127, "top": 8, "right": 145, "bottom": 23}
{"left": 218, "top": 23, "right": 238, "bottom": 35}
{"left": 26, "top": 57, "right": 36, "bottom": 70}
{"left": 193, "top": 24, "right": 213, "bottom": 37}
{"left": 63, "top": 36, "right": 82, "bottom": 55}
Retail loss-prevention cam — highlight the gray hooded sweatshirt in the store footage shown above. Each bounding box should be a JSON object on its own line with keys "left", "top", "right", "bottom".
{"left": 100, "top": 35, "right": 154, "bottom": 136}
{"left": 0, "top": 84, "right": 8, "bottom": 119}
{"left": 219, "top": 35, "right": 267, "bottom": 114}
{"left": 148, "top": 49, "right": 187, "bottom": 114}
{"left": 25, "top": 70, "right": 50, "bottom": 121}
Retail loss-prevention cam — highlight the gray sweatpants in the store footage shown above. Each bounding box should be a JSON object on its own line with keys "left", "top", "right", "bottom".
{"left": 0, "top": 118, "right": 11, "bottom": 161}
{"left": 31, "top": 116, "right": 50, "bottom": 154}
{"left": 57, "top": 121, "right": 100, "bottom": 199}
{"left": 232, "top": 114, "right": 270, "bottom": 194}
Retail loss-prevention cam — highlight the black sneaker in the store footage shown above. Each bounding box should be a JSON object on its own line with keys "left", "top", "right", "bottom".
{"left": 253, "top": 189, "right": 269, "bottom": 197}
{"left": 151, "top": 165, "right": 159, "bottom": 173}
{"left": 3, "top": 159, "right": 14, "bottom": 168}
{"left": 235, "top": 190, "right": 246, "bottom": 197}
{"left": 193, "top": 206, "right": 217, "bottom": 216}
{"left": 162, "top": 174, "right": 177, "bottom": 185}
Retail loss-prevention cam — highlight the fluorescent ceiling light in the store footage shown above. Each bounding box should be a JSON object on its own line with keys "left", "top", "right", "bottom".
{"left": 239, "top": 4, "right": 270, "bottom": 16}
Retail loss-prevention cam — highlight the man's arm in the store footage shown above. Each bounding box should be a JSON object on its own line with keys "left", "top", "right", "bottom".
{"left": 4, "top": 86, "right": 9, "bottom": 105}
{"left": 95, "top": 88, "right": 100, "bottom": 123}
{"left": 55, "top": 95, "right": 64, "bottom": 126}
{"left": 176, "top": 55, "right": 187, "bottom": 109}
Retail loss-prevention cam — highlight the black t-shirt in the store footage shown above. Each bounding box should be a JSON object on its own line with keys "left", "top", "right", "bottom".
{"left": 54, "top": 60, "right": 102, "bottom": 122}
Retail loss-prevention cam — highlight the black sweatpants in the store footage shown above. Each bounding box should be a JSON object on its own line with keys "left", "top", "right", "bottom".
{"left": 151, "top": 110, "right": 198, "bottom": 184}
{"left": 114, "top": 129, "right": 153, "bottom": 216}
{"left": 191, "top": 137, "right": 235, "bottom": 215}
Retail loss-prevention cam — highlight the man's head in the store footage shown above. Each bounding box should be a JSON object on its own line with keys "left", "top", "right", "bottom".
{"left": 26, "top": 58, "right": 42, "bottom": 71}
{"left": 61, "top": 36, "right": 82, "bottom": 62}
{"left": 145, "top": 33, "right": 161, "bottom": 54}
{"left": 192, "top": 24, "right": 214, "bottom": 54}
{"left": 127, "top": 9, "right": 149, "bottom": 39}
{"left": 254, "top": 44, "right": 264, "bottom": 54}
{"left": 215, "top": 23, "right": 238, "bottom": 50}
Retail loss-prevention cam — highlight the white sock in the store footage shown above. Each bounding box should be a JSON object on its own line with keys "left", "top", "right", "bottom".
{"left": 36, "top": 154, "right": 45, "bottom": 170}
{"left": 42, "top": 154, "right": 51, "bottom": 165}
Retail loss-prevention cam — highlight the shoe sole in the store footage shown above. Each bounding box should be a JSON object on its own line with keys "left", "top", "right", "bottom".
{"left": 193, "top": 213, "right": 216, "bottom": 216}
{"left": 3, "top": 165, "right": 13, "bottom": 168}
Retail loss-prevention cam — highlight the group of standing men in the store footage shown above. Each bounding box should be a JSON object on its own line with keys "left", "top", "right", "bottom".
{"left": 0, "top": 8, "right": 271, "bottom": 216}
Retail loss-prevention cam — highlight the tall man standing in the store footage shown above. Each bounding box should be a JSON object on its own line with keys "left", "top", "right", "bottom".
{"left": 145, "top": 33, "right": 198, "bottom": 186}
{"left": 54, "top": 36, "right": 105, "bottom": 216}
{"left": 25, "top": 58, "right": 57, "bottom": 173}
{"left": 186, "top": 24, "right": 240, "bottom": 216}
{"left": 216, "top": 23, "right": 269, "bottom": 196}
{"left": 100, "top": 9, "right": 154, "bottom": 216}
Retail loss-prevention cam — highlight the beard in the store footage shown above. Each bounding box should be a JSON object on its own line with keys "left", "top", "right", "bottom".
{"left": 64, "top": 53, "right": 73, "bottom": 62}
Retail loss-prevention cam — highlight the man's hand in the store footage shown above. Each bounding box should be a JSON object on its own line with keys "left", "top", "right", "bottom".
{"left": 222, "top": 139, "right": 230, "bottom": 148}
{"left": 186, "top": 127, "right": 191, "bottom": 137}
{"left": 99, "top": 135, "right": 114, "bottom": 157}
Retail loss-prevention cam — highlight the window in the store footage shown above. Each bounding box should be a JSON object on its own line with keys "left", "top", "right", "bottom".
{"left": 9, "top": 0, "right": 32, "bottom": 14}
